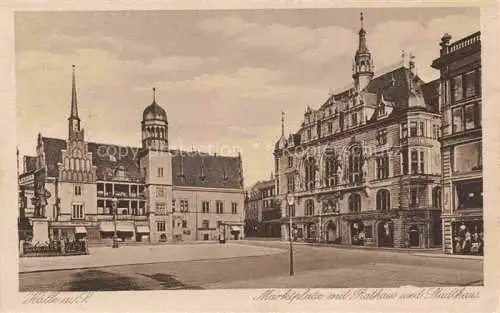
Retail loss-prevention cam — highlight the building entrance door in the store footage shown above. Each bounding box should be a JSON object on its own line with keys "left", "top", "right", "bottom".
{"left": 326, "top": 221, "right": 336, "bottom": 243}
{"left": 409, "top": 225, "right": 420, "bottom": 247}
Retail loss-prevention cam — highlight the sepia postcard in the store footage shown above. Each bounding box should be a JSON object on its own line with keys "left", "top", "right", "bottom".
{"left": 0, "top": 1, "right": 499, "bottom": 312}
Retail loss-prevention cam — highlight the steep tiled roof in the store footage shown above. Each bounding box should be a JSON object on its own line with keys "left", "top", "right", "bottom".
{"left": 40, "top": 137, "right": 242, "bottom": 189}
{"left": 171, "top": 151, "right": 242, "bottom": 189}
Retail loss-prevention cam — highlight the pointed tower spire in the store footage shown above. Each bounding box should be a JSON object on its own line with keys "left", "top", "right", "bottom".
{"left": 352, "top": 12, "right": 374, "bottom": 91}
{"left": 70, "top": 65, "right": 79, "bottom": 119}
{"left": 152, "top": 87, "right": 156, "bottom": 103}
{"left": 281, "top": 111, "right": 285, "bottom": 137}
{"left": 68, "top": 65, "right": 83, "bottom": 140}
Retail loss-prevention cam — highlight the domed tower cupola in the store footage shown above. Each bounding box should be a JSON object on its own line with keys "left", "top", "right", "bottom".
{"left": 352, "top": 12, "right": 374, "bottom": 91}
{"left": 141, "top": 87, "right": 168, "bottom": 151}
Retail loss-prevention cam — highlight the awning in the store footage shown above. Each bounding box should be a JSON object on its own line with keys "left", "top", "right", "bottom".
{"left": 99, "top": 223, "right": 115, "bottom": 232}
{"left": 117, "top": 224, "right": 134, "bottom": 233}
{"left": 75, "top": 226, "right": 87, "bottom": 234}
{"left": 230, "top": 226, "right": 242, "bottom": 232}
{"left": 136, "top": 226, "right": 150, "bottom": 233}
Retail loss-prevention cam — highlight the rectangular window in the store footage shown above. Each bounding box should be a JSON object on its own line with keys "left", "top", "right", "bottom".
{"left": 180, "top": 200, "right": 189, "bottom": 212}
{"left": 455, "top": 179, "right": 482, "bottom": 210}
{"left": 232, "top": 202, "right": 238, "bottom": 214}
{"left": 401, "top": 122, "right": 408, "bottom": 139}
{"left": 328, "top": 122, "right": 333, "bottom": 133}
{"left": 452, "top": 75, "right": 463, "bottom": 102}
{"left": 419, "top": 121, "right": 425, "bottom": 137}
{"left": 377, "top": 129, "right": 387, "bottom": 145}
{"left": 351, "top": 113, "right": 357, "bottom": 126}
{"left": 410, "top": 122, "right": 418, "bottom": 137}
{"left": 401, "top": 149, "right": 408, "bottom": 175}
{"left": 216, "top": 200, "right": 224, "bottom": 214}
{"left": 419, "top": 151, "right": 425, "bottom": 174}
{"left": 182, "top": 220, "right": 187, "bottom": 228}
{"left": 74, "top": 185, "right": 82, "bottom": 196}
{"left": 411, "top": 150, "right": 418, "bottom": 174}
{"left": 465, "top": 71, "right": 477, "bottom": 98}
{"left": 202, "top": 219, "right": 209, "bottom": 229}
{"left": 156, "top": 203, "right": 167, "bottom": 215}
{"left": 157, "top": 221, "right": 166, "bottom": 232}
{"left": 288, "top": 156, "right": 293, "bottom": 168}
{"left": 202, "top": 201, "right": 210, "bottom": 213}
{"left": 171, "top": 199, "right": 176, "bottom": 212}
{"left": 452, "top": 107, "right": 464, "bottom": 133}
{"left": 307, "top": 129, "right": 311, "bottom": 140}
{"left": 410, "top": 188, "right": 419, "bottom": 207}
{"left": 72, "top": 204, "right": 84, "bottom": 219}
{"left": 453, "top": 141, "right": 482, "bottom": 173}
{"left": 287, "top": 204, "right": 295, "bottom": 217}
{"left": 157, "top": 167, "right": 164, "bottom": 177}
{"left": 464, "top": 103, "right": 478, "bottom": 130}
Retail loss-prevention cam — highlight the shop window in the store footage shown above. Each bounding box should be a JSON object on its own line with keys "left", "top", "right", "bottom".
{"left": 455, "top": 179, "right": 483, "bottom": 210}
{"left": 453, "top": 141, "right": 482, "bottom": 173}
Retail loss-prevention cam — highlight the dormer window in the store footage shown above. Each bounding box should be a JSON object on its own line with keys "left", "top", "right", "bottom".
{"left": 379, "top": 102, "right": 386, "bottom": 116}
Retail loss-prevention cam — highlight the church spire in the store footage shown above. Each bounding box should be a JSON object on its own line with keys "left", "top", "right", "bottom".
{"left": 68, "top": 65, "right": 83, "bottom": 140}
{"left": 70, "top": 65, "right": 79, "bottom": 119}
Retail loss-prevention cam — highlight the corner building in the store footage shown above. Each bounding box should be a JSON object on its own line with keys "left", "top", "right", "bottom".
{"left": 19, "top": 67, "right": 245, "bottom": 244}
{"left": 431, "top": 32, "right": 483, "bottom": 255}
{"left": 274, "top": 14, "right": 442, "bottom": 248}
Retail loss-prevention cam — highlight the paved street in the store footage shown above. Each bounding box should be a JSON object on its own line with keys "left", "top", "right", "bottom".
{"left": 19, "top": 241, "right": 483, "bottom": 291}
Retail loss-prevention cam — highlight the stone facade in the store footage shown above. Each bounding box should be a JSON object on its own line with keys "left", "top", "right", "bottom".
{"left": 18, "top": 68, "right": 245, "bottom": 244}
{"left": 274, "top": 14, "right": 442, "bottom": 248}
{"left": 431, "top": 31, "right": 483, "bottom": 255}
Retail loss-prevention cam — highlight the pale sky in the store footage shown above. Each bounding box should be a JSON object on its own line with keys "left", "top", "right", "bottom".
{"left": 15, "top": 8, "right": 479, "bottom": 187}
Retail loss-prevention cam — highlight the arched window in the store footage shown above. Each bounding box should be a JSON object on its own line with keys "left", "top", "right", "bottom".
{"left": 304, "top": 157, "right": 316, "bottom": 190}
{"left": 376, "top": 189, "right": 391, "bottom": 211}
{"left": 432, "top": 187, "right": 442, "bottom": 209}
{"left": 348, "top": 146, "right": 363, "bottom": 184}
{"left": 325, "top": 155, "right": 338, "bottom": 187}
{"left": 305, "top": 199, "right": 315, "bottom": 216}
{"left": 348, "top": 193, "right": 362, "bottom": 213}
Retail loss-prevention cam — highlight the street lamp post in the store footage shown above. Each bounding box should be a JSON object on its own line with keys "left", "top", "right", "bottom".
{"left": 286, "top": 194, "right": 295, "bottom": 276}
{"left": 112, "top": 197, "right": 119, "bottom": 248}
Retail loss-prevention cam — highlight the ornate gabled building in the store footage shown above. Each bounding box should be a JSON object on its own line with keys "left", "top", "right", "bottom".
{"left": 431, "top": 31, "right": 482, "bottom": 256}
{"left": 273, "top": 13, "right": 442, "bottom": 248}
{"left": 18, "top": 66, "right": 245, "bottom": 244}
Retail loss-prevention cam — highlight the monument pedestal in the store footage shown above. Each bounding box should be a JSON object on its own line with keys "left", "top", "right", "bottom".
{"left": 31, "top": 218, "right": 49, "bottom": 244}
